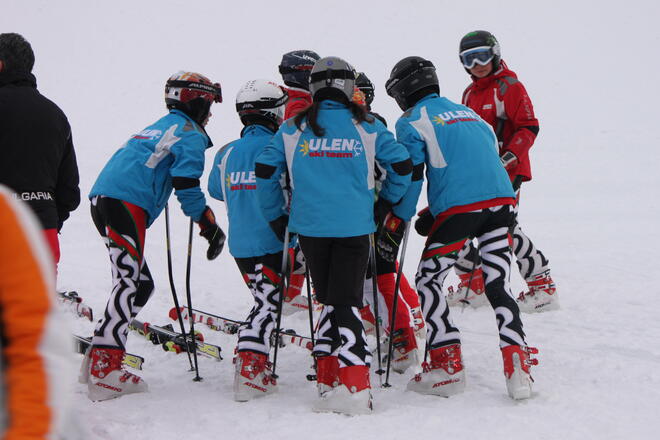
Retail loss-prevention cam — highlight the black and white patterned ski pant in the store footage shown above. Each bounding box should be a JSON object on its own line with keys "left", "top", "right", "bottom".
{"left": 234, "top": 252, "right": 283, "bottom": 355}
{"left": 313, "top": 305, "right": 373, "bottom": 368}
{"left": 454, "top": 188, "right": 550, "bottom": 281}
{"left": 416, "top": 205, "right": 526, "bottom": 349}
{"left": 90, "top": 196, "right": 154, "bottom": 350}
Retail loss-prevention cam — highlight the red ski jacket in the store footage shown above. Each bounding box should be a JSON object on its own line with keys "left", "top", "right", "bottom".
{"left": 462, "top": 60, "right": 539, "bottom": 181}
{"left": 283, "top": 86, "right": 312, "bottom": 120}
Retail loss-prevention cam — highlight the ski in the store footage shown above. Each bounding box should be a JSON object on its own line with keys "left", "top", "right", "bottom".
{"left": 73, "top": 335, "right": 144, "bottom": 370}
{"left": 169, "top": 306, "right": 313, "bottom": 351}
{"left": 168, "top": 306, "right": 242, "bottom": 335}
{"left": 58, "top": 291, "right": 93, "bottom": 322}
{"left": 272, "top": 328, "right": 314, "bottom": 352}
{"left": 128, "top": 319, "right": 222, "bottom": 361}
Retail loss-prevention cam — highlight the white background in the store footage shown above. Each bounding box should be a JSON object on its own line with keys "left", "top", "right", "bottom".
{"left": 3, "top": 1, "right": 660, "bottom": 439}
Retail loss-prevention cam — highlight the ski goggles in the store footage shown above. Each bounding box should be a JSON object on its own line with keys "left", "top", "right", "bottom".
{"left": 459, "top": 46, "right": 495, "bottom": 69}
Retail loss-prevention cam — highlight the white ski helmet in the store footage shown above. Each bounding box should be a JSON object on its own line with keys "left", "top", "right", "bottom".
{"left": 309, "top": 56, "right": 357, "bottom": 102}
{"left": 235, "top": 79, "right": 288, "bottom": 126}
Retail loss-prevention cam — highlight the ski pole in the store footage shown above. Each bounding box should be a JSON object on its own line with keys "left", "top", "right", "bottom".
{"left": 165, "top": 204, "right": 194, "bottom": 371}
{"left": 185, "top": 218, "right": 202, "bottom": 381}
{"left": 369, "top": 233, "right": 384, "bottom": 385}
{"left": 305, "top": 268, "right": 316, "bottom": 367}
{"left": 384, "top": 222, "right": 410, "bottom": 387}
{"left": 271, "top": 228, "right": 290, "bottom": 379}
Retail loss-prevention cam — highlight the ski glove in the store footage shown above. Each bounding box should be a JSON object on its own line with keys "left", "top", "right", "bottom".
{"left": 414, "top": 207, "right": 434, "bottom": 237}
{"left": 500, "top": 151, "right": 518, "bottom": 171}
{"left": 376, "top": 212, "right": 406, "bottom": 263}
{"left": 373, "top": 197, "right": 393, "bottom": 228}
{"left": 269, "top": 215, "right": 290, "bottom": 243}
{"left": 198, "top": 206, "right": 225, "bottom": 260}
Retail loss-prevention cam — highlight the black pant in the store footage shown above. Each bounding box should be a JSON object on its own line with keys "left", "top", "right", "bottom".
{"left": 298, "top": 235, "right": 370, "bottom": 307}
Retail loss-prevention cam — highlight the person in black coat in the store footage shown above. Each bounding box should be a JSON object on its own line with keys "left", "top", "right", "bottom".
{"left": 0, "top": 33, "right": 80, "bottom": 266}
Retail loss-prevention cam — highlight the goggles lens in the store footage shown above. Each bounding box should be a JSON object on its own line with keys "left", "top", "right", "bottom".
{"left": 460, "top": 46, "right": 494, "bottom": 69}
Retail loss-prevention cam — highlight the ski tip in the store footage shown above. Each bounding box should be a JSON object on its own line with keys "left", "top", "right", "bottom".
{"left": 168, "top": 307, "right": 180, "bottom": 321}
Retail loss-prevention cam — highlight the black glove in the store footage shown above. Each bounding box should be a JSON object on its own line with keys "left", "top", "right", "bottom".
{"left": 373, "top": 197, "right": 393, "bottom": 228}
{"left": 198, "top": 206, "right": 225, "bottom": 260}
{"left": 269, "top": 215, "right": 289, "bottom": 242}
{"left": 500, "top": 151, "right": 518, "bottom": 171}
{"left": 414, "top": 207, "right": 434, "bottom": 237}
{"left": 376, "top": 212, "right": 406, "bottom": 263}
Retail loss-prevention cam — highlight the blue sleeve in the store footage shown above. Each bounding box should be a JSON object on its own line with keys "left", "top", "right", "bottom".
{"left": 208, "top": 149, "right": 226, "bottom": 202}
{"left": 170, "top": 131, "right": 207, "bottom": 221}
{"left": 392, "top": 119, "right": 425, "bottom": 221}
{"left": 255, "top": 133, "right": 287, "bottom": 223}
{"left": 373, "top": 122, "right": 411, "bottom": 205}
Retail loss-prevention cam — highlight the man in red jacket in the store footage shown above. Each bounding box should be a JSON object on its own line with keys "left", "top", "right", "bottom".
{"left": 277, "top": 50, "right": 320, "bottom": 314}
{"left": 451, "top": 30, "right": 558, "bottom": 313}
{"left": 279, "top": 50, "right": 320, "bottom": 119}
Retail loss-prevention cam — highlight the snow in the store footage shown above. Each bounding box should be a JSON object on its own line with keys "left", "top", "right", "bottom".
{"left": 4, "top": 0, "right": 660, "bottom": 439}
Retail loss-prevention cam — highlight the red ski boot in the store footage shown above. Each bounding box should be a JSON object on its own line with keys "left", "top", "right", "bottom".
{"left": 502, "top": 345, "right": 538, "bottom": 400}
{"left": 234, "top": 350, "right": 277, "bottom": 402}
{"left": 407, "top": 344, "right": 465, "bottom": 397}
{"left": 447, "top": 269, "right": 488, "bottom": 308}
{"left": 87, "top": 347, "right": 147, "bottom": 401}
{"left": 314, "top": 365, "right": 372, "bottom": 415}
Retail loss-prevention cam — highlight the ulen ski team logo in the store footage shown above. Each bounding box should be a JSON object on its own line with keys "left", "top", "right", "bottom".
{"left": 226, "top": 171, "right": 256, "bottom": 191}
{"left": 299, "top": 138, "right": 363, "bottom": 158}
{"left": 432, "top": 109, "right": 479, "bottom": 126}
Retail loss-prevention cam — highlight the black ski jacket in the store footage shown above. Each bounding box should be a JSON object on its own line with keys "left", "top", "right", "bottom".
{"left": 0, "top": 70, "right": 80, "bottom": 230}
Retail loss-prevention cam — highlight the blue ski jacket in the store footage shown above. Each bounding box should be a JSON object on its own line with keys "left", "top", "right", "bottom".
{"left": 89, "top": 110, "right": 211, "bottom": 226}
{"left": 208, "top": 124, "right": 284, "bottom": 258}
{"left": 393, "top": 94, "right": 515, "bottom": 221}
{"left": 255, "top": 100, "right": 412, "bottom": 238}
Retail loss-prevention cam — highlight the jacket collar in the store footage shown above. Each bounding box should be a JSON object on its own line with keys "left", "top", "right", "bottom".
{"left": 319, "top": 99, "right": 348, "bottom": 110}
{"left": 0, "top": 70, "right": 37, "bottom": 88}
{"left": 169, "top": 109, "right": 214, "bottom": 148}
{"left": 469, "top": 60, "right": 517, "bottom": 90}
{"left": 240, "top": 123, "right": 275, "bottom": 138}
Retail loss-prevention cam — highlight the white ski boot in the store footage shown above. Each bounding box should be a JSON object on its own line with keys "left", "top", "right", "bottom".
{"left": 234, "top": 350, "right": 277, "bottom": 402}
{"left": 388, "top": 326, "right": 419, "bottom": 374}
{"left": 447, "top": 269, "right": 489, "bottom": 308}
{"left": 87, "top": 347, "right": 147, "bottom": 401}
{"left": 502, "top": 345, "right": 538, "bottom": 400}
{"left": 314, "top": 365, "right": 372, "bottom": 415}
{"left": 517, "top": 270, "right": 559, "bottom": 313}
{"left": 407, "top": 344, "right": 465, "bottom": 397}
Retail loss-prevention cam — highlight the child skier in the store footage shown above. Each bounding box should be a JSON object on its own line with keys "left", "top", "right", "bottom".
{"left": 82, "top": 71, "right": 225, "bottom": 401}
{"left": 208, "top": 79, "right": 288, "bottom": 402}
{"left": 256, "top": 56, "right": 412, "bottom": 414}
{"left": 382, "top": 56, "right": 538, "bottom": 400}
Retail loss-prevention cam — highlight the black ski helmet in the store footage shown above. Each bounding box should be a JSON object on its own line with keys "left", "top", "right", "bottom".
{"left": 459, "top": 30, "right": 501, "bottom": 71}
{"left": 279, "top": 50, "right": 320, "bottom": 90}
{"left": 355, "top": 72, "right": 375, "bottom": 107}
{"left": 385, "top": 56, "right": 439, "bottom": 111}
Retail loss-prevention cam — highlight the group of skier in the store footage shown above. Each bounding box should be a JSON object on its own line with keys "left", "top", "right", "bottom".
{"left": 0, "top": 28, "right": 559, "bottom": 417}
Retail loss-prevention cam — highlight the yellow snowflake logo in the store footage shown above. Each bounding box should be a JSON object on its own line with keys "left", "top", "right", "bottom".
{"left": 432, "top": 115, "right": 445, "bottom": 126}
{"left": 299, "top": 140, "right": 310, "bottom": 156}
{"left": 225, "top": 174, "right": 231, "bottom": 188}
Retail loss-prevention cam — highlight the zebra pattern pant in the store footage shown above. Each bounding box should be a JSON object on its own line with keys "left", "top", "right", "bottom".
{"left": 91, "top": 196, "right": 154, "bottom": 350}
{"left": 313, "top": 305, "right": 372, "bottom": 368}
{"left": 454, "top": 188, "right": 550, "bottom": 281}
{"left": 234, "top": 253, "right": 282, "bottom": 355}
{"left": 416, "top": 205, "right": 526, "bottom": 349}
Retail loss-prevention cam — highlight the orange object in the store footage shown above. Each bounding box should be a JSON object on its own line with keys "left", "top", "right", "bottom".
{"left": 0, "top": 185, "right": 71, "bottom": 439}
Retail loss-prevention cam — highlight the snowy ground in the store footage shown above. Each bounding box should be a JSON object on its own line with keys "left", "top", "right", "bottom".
{"left": 4, "top": 1, "right": 660, "bottom": 439}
